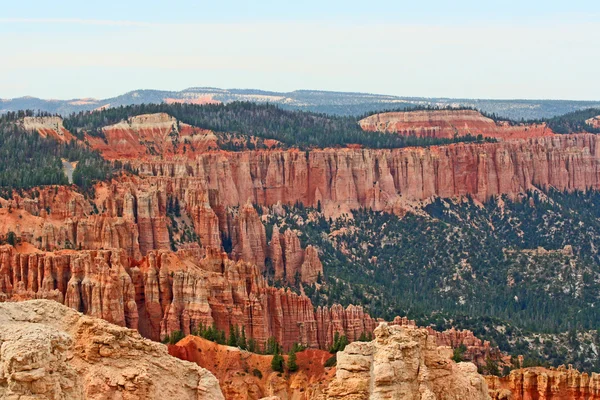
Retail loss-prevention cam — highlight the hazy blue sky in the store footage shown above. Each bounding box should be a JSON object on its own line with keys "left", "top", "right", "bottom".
{"left": 2, "top": 0, "right": 599, "bottom": 100}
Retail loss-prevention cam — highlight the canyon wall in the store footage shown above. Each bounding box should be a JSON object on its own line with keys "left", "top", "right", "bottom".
{"left": 136, "top": 135, "right": 600, "bottom": 216}
{"left": 486, "top": 366, "right": 600, "bottom": 400}
{"left": 0, "top": 245, "right": 371, "bottom": 351}
{"left": 0, "top": 244, "right": 493, "bottom": 359}
{"left": 1, "top": 184, "right": 168, "bottom": 258}
{"left": 359, "top": 109, "right": 554, "bottom": 140}
{"left": 0, "top": 299, "right": 224, "bottom": 400}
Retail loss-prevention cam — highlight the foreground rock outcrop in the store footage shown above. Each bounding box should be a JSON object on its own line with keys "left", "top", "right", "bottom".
{"left": 486, "top": 366, "right": 600, "bottom": 400}
{"left": 359, "top": 110, "right": 554, "bottom": 140}
{"left": 0, "top": 299, "right": 223, "bottom": 400}
{"left": 327, "top": 323, "right": 491, "bottom": 400}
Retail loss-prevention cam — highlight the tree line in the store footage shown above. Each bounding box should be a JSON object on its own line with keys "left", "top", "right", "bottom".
{"left": 60, "top": 102, "right": 495, "bottom": 150}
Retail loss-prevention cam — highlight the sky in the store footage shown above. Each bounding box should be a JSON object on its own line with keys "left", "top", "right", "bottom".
{"left": 1, "top": 0, "right": 600, "bottom": 101}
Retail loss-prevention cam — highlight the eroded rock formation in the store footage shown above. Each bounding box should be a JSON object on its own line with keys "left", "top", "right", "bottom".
{"left": 0, "top": 183, "right": 169, "bottom": 258}
{"left": 486, "top": 366, "right": 600, "bottom": 400}
{"left": 0, "top": 245, "right": 370, "bottom": 351}
{"left": 169, "top": 336, "right": 334, "bottom": 400}
{"left": 136, "top": 135, "right": 600, "bottom": 215}
{"left": 428, "top": 327, "right": 502, "bottom": 367}
{"left": 0, "top": 299, "right": 223, "bottom": 400}
{"left": 359, "top": 110, "right": 554, "bottom": 140}
{"left": 586, "top": 115, "right": 600, "bottom": 129}
{"left": 327, "top": 322, "right": 491, "bottom": 400}
{"left": 85, "top": 112, "right": 219, "bottom": 159}
{"left": 19, "top": 115, "right": 75, "bottom": 142}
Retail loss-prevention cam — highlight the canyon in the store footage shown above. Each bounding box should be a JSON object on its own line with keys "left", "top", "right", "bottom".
{"left": 0, "top": 244, "right": 371, "bottom": 350}
{"left": 4, "top": 109, "right": 600, "bottom": 399}
{"left": 4, "top": 113, "right": 600, "bottom": 355}
{"left": 0, "top": 242, "right": 499, "bottom": 367}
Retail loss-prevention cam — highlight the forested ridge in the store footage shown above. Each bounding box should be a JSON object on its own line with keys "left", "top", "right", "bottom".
{"left": 0, "top": 112, "right": 125, "bottom": 195}
{"left": 62, "top": 102, "right": 495, "bottom": 149}
{"left": 543, "top": 108, "right": 600, "bottom": 134}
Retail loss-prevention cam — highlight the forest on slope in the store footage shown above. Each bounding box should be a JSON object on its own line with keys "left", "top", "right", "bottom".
{"left": 261, "top": 190, "right": 600, "bottom": 372}
{"left": 0, "top": 111, "right": 126, "bottom": 196}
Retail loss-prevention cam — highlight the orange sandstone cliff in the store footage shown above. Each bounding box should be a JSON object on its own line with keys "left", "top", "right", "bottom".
{"left": 169, "top": 336, "right": 334, "bottom": 399}
{"left": 0, "top": 245, "right": 372, "bottom": 350}
{"left": 0, "top": 243, "right": 494, "bottom": 363}
{"left": 133, "top": 134, "right": 600, "bottom": 216}
{"left": 85, "top": 112, "right": 219, "bottom": 160}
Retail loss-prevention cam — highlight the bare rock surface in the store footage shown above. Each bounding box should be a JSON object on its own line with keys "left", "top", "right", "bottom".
{"left": 0, "top": 299, "right": 224, "bottom": 400}
{"left": 327, "top": 323, "right": 490, "bottom": 400}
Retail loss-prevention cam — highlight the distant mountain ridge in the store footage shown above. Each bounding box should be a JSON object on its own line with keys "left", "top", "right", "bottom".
{"left": 3, "top": 87, "right": 600, "bottom": 120}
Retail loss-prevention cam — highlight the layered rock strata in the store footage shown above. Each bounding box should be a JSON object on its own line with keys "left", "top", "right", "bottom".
{"left": 359, "top": 109, "right": 554, "bottom": 140}
{"left": 136, "top": 135, "right": 600, "bottom": 215}
{"left": 0, "top": 245, "right": 372, "bottom": 351}
{"left": 19, "top": 115, "right": 75, "bottom": 142}
{"left": 85, "top": 112, "right": 219, "bottom": 159}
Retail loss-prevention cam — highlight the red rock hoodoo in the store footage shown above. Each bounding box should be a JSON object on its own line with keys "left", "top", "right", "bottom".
{"left": 0, "top": 245, "right": 371, "bottom": 351}
{"left": 487, "top": 366, "right": 600, "bottom": 400}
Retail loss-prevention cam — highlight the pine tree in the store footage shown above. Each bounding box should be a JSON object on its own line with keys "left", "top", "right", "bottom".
{"left": 238, "top": 326, "right": 247, "bottom": 350}
{"left": 228, "top": 325, "right": 238, "bottom": 347}
{"left": 287, "top": 349, "right": 298, "bottom": 372}
{"left": 271, "top": 352, "right": 284, "bottom": 373}
{"left": 174, "top": 198, "right": 181, "bottom": 217}
{"left": 247, "top": 338, "right": 257, "bottom": 353}
{"left": 266, "top": 337, "right": 279, "bottom": 355}
{"left": 6, "top": 231, "right": 16, "bottom": 246}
